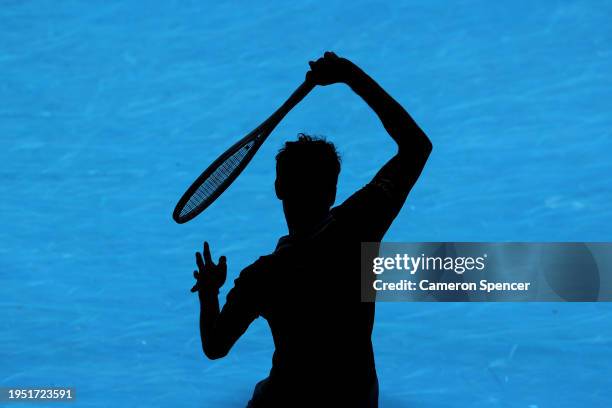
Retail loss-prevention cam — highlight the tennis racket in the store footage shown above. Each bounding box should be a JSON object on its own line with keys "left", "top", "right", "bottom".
{"left": 173, "top": 80, "right": 315, "bottom": 223}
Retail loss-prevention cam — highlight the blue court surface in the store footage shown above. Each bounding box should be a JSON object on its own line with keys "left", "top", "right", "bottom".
{"left": 1, "top": 1, "right": 611, "bottom": 407}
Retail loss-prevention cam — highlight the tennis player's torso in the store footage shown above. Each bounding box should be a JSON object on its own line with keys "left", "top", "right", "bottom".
{"left": 256, "top": 215, "right": 377, "bottom": 394}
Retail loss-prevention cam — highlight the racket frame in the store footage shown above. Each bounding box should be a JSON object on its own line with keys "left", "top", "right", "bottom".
{"left": 173, "top": 80, "right": 314, "bottom": 223}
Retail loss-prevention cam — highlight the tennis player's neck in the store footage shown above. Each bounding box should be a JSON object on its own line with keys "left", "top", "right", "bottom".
{"left": 285, "top": 208, "right": 331, "bottom": 237}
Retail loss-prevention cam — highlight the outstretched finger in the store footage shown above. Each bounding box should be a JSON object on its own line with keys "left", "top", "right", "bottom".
{"left": 203, "top": 242, "right": 213, "bottom": 265}
{"left": 195, "top": 252, "right": 204, "bottom": 270}
{"left": 190, "top": 283, "right": 198, "bottom": 293}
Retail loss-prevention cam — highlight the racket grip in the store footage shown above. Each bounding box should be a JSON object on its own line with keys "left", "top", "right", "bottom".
{"left": 290, "top": 80, "right": 316, "bottom": 105}
{"left": 271, "top": 80, "right": 316, "bottom": 122}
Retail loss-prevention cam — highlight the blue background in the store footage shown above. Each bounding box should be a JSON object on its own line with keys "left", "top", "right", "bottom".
{"left": 1, "top": 1, "right": 611, "bottom": 407}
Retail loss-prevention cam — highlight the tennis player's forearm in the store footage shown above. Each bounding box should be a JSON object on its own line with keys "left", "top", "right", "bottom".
{"left": 347, "top": 67, "right": 431, "bottom": 153}
{"left": 199, "top": 295, "right": 226, "bottom": 359}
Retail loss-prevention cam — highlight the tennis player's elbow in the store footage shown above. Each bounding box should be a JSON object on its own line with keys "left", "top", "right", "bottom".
{"left": 423, "top": 137, "right": 433, "bottom": 157}
{"left": 417, "top": 134, "right": 433, "bottom": 157}
{"left": 204, "top": 350, "right": 227, "bottom": 360}
{"left": 398, "top": 130, "right": 432, "bottom": 158}
{"left": 202, "top": 339, "right": 229, "bottom": 360}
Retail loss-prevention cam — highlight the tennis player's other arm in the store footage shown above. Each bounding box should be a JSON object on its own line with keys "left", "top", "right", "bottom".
{"left": 191, "top": 242, "right": 259, "bottom": 359}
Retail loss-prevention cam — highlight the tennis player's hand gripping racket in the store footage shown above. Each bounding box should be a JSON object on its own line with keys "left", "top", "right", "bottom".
{"left": 173, "top": 80, "right": 315, "bottom": 224}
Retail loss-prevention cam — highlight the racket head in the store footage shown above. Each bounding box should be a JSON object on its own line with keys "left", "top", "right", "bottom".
{"left": 173, "top": 81, "right": 314, "bottom": 224}
{"left": 172, "top": 126, "right": 270, "bottom": 223}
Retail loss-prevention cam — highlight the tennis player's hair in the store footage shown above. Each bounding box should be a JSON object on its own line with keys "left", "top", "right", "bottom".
{"left": 275, "top": 134, "right": 341, "bottom": 198}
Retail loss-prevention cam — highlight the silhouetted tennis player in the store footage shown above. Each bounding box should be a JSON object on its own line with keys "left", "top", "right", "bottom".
{"left": 192, "top": 52, "right": 432, "bottom": 407}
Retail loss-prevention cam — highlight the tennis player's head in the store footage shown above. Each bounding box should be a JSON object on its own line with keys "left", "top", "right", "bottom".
{"left": 275, "top": 134, "right": 340, "bottom": 213}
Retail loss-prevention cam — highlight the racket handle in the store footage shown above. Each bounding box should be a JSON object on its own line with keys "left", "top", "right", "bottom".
{"left": 267, "top": 80, "right": 316, "bottom": 126}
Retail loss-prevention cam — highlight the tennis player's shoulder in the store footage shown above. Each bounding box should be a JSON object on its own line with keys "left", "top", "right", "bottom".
{"left": 239, "top": 254, "right": 277, "bottom": 279}
{"left": 232, "top": 255, "right": 277, "bottom": 296}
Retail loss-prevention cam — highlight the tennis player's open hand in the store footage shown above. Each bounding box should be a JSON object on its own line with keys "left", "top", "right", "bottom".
{"left": 191, "top": 242, "right": 227, "bottom": 295}
{"left": 306, "top": 51, "right": 357, "bottom": 86}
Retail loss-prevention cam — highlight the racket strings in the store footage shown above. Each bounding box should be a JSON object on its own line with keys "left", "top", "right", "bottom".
{"left": 180, "top": 139, "right": 257, "bottom": 218}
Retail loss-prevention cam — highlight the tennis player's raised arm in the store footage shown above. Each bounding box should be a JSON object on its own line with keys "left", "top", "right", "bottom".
{"left": 308, "top": 52, "right": 432, "bottom": 189}
{"left": 308, "top": 52, "right": 432, "bottom": 232}
{"left": 348, "top": 63, "right": 432, "bottom": 172}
